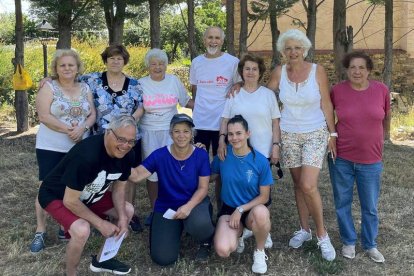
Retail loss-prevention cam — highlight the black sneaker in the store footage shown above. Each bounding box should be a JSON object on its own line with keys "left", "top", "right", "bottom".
{"left": 89, "top": 255, "right": 131, "bottom": 275}
{"left": 195, "top": 243, "right": 211, "bottom": 262}
{"left": 129, "top": 215, "right": 143, "bottom": 233}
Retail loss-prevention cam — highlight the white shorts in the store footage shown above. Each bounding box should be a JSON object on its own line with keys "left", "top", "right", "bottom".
{"left": 140, "top": 128, "right": 172, "bottom": 181}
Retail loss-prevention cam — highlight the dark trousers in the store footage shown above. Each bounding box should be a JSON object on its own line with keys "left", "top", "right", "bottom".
{"left": 150, "top": 197, "right": 215, "bottom": 266}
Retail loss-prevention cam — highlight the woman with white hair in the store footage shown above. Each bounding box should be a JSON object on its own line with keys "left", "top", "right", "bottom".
{"left": 139, "top": 48, "right": 194, "bottom": 226}
{"left": 267, "top": 29, "right": 337, "bottom": 261}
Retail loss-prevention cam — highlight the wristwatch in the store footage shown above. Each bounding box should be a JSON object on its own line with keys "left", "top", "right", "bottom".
{"left": 236, "top": 206, "right": 244, "bottom": 214}
{"left": 330, "top": 132, "right": 338, "bottom": 138}
{"left": 272, "top": 141, "right": 281, "bottom": 147}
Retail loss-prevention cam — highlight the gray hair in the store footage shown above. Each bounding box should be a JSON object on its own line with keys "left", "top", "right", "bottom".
{"left": 50, "top": 48, "right": 84, "bottom": 79}
{"left": 276, "top": 29, "right": 312, "bottom": 58}
{"left": 144, "top": 48, "right": 168, "bottom": 67}
{"left": 203, "top": 26, "right": 225, "bottom": 40}
{"left": 108, "top": 115, "right": 137, "bottom": 131}
{"left": 169, "top": 122, "right": 197, "bottom": 142}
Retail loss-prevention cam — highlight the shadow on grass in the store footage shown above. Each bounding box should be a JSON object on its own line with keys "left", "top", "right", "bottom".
{"left": 303, "top": 240, "right": 344, "bottom": 275}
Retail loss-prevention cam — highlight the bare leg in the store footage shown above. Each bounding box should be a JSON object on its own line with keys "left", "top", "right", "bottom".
{"left": 298, "top": 165, "right": 326, "bottom": 238}
{"left": 246, "top": 205, "right": 271, "bottom": 250}
{"left": 214, "top": 215, "right": 242, "bottom": 257}
{"left": 66, "top": 219, "right": 90, "bottom": 276}
{"left": 290, "top": 167, "right": 311, "bottom": 231}
{"left": 146, "top": 180, "right": 158, "bottom": 209}
{"left": 35, "top": 196, "right": 47, "bottom": 232}
{"left": 214, "top": 178, "right": 222, "bottom": 211}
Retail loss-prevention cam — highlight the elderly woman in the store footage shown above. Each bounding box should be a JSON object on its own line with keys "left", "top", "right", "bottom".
{"left": 30, "top": 49, "right": 96, "bottom": 253}
{"left": 130, "top": 114, "right": 214, "bottom": 265}
{"left": 213, "top": 115, "right": 274, "bottom": 274}
{"left": 328, "top": 52, "right": 390, "bottom": 263}
{"left": 139, "top": 48, "right": 194, "bottom": 226}
{"left": 267, "top": 29, "right": 337, "bottom": 261}
{"left": 78, "top": 44, "right": 144, "bottom": 232}
{"left": 218, "top": 53, "right": 281, "bottom": 250}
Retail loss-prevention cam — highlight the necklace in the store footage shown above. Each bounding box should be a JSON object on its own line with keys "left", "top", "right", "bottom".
{"left": 177, "top": 160, "right": 186, "bottom": 170}
{"left": 232, "top": 147, "right": 249, "bottom": 163}
{"left": 171, "top": 145, "right": 192, "bottom": 171}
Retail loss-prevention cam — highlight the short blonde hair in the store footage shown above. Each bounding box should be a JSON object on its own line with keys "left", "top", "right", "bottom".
{"left": 50, "top": 49, "right": 84, "bottom": 79}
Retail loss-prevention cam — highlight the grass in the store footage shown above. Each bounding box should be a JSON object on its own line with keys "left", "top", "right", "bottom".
{"left": 0, "top": 118, "right": 413, "bottom": 275}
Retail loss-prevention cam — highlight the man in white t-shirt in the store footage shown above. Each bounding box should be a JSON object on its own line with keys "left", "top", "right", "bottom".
{"left": 190, "top": 26, "right": 241, "bottom": 156}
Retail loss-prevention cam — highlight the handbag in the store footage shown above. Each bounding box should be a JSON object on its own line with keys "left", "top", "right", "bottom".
{"left": 12, "top": 64, "right": 33, "bottom": 90}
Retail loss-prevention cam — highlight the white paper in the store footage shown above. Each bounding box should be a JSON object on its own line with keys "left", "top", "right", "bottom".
{"left": 98, "top": 232, "right": 126, "bottom": 262}
{"left": 163, "top": 208, "right": 176, "bottom": 219}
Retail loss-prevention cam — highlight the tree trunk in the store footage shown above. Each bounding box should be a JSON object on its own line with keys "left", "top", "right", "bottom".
{"left": 239, "top": 0, "right": 248, "bottom": 56}
{"left": 187, "top": 0, "right": 197, "bottom": 59}
{"left": 56, "top": 0, "right": 73, "bottom": 49}
{"left": 383, "top": 0, "right": 393, "bottom": 141}
{"left": 333, "top": 0, "right": 352, "bottom": 81}
{"left": 103, "top": 0, "right": 126, "bottom": 45}
{"left": 305, "top": 0, "right": 317, "bottom": 61}
{"left": 226, "top": 0, "right": 235, "bottom": 56}
{"left": 150, "top": 0, "right": 161, "bottom": 48}
{"left": 14, "top": 0, "right": 29, "bottom": 132}
{"left": 269, "top": 1, "right": 280, "bottom": 69}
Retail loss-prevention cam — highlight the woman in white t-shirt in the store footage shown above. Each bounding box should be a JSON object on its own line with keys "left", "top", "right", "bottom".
{"left": 139, "top": 49, "right": 194, "bottom": 225}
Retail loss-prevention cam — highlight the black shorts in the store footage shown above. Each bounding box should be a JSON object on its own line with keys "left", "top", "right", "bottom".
{"left": 194, "top": 129, "right": 219, "bottom": 156}
{"left": 218, "top": 203, "right": 251, "bottom": 228}
{"left": 36, "top": 149, "right": 66, "bottom": 181}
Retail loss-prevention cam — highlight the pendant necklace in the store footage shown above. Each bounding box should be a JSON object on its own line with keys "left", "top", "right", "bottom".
{"left": 232, "top": 148, "right": 248, "bottom": 163}
{"left": 177, "top": 160, "right": 186, "bottom": 170}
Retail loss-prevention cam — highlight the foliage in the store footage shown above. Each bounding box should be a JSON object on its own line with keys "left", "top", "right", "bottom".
{"left": 0, "top": 13, "right": 41, "bottom": 44}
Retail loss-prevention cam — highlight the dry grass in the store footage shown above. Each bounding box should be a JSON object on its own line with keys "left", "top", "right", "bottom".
{"left": 0, "top": 121, "right": 413, "bottom": 276}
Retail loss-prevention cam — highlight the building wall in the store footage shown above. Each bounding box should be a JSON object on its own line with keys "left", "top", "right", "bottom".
{"left": 231, "top": 0, "right": 414, "bottom": 56}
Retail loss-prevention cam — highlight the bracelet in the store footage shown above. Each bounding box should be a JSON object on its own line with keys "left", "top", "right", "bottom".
{"left": 272, "top": 142, "right": 281, "bottom": 147}
{"left": 330, "top": 132, "right": 338, "bottom": 137}
{"left": 219, "top": 133, "right": 226, "bottom": 137}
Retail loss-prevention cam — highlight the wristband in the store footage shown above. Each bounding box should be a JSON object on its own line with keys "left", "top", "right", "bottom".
{"left": 219, "top": 133, "right": 226, "bottom": 137}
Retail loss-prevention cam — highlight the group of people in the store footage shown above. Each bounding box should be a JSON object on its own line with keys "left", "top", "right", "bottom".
{"left": 29, "top": 26, "right": 390, "bottom": 275}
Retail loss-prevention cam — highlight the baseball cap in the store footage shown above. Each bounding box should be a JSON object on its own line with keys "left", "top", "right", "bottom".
{"left": 170, "top": 113, "right": 195, "bottom": 127}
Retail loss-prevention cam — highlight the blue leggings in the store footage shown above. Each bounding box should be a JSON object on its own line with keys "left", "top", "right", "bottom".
{"left": 150, "top": 197, "right": 215, "bottom": 266}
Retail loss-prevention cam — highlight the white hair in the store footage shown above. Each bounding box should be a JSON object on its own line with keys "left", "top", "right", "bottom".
{"left": 203, "top": 26, "right": 225, "bottom": 40}
{"left": 144, "top": 48, "right": 168, "bottom": 67}
{"left": 276, "top": 29, "right": 312, "bottom": 58}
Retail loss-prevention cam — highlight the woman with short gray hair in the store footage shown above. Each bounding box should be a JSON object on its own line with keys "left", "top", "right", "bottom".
{"left": 267, "top": 29, "right": 337, "bottom": 261}
{"left": 139, "top": 48, "right": 194, "bottom": 226}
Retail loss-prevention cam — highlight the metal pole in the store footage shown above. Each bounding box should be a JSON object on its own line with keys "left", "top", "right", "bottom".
{"left": 42, "top": 43, "right": 47, "bottom": 77}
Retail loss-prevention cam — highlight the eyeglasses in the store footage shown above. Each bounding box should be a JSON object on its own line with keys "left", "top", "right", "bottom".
{"left": 109, "top": 129, "right": 136, "bottom": 146}
{"left": 284, "top": 46, "right": 304, "bottom": 52}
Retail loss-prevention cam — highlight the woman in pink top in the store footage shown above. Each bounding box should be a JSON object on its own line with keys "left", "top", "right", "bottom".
{"left": 329, "top": 51, "right": 391, "bottom": 263}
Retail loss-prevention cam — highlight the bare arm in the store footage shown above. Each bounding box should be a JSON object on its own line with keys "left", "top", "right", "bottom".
{"left": 174, "top": 175, "right": 210, "bottom": 219}
{"left": 191, "top": 85, "right": 197, "bottom": 101}
{"left": 63, "top": 187, "right": 119, "bottom": 237}
{"left": 185, "top": 98, "right": 194, "bottom": 110}
{"left": 217, "top": 117, "right": 230, "bottom": 160}
{"left": 128, "top": 165, "right": 152, "bottom": 184}
{"left": 111, "top": 180, "right": 129, "bottom": 237}
{"left": 270, "top": 118, "right": 281, "bottom": 164}
{"left": 36, "top": 85, "right": 71, "bottom": 134}
{"left": 317, "top": 65, "right": 337, "bottom": 157}
{"left": 383, "top": 110, "right": 391, "bottom": 141}
{"left": 267, "top": 66, "right": 282, "bottom": 92}
{"left": 132, "top": 105, "right": 144, "bottom": 122}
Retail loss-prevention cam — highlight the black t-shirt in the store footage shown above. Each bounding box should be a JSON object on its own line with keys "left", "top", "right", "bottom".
{"left": 38, "top": 134, "right": 134, "bottom": 208}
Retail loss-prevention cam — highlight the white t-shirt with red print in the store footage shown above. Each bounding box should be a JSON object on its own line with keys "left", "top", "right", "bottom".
{"left": 190, "top": 53, "right": 240, "bottom": 130}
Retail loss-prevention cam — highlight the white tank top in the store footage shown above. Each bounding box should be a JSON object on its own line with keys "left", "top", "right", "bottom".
{"left": 279, "top": 64, "right": 326, "bottom": 133}
{"left": 36, "top": 81, "right": 92, "bottom": 152}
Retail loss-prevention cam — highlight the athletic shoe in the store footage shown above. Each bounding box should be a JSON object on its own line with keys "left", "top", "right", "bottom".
{"left": 58, "top": 228, "right": 71, "bottom": 241}
{"left": 129, "top": 215, "right": 143, "bottom": 233}
{"left": 317, "top": 234, "right": 336, "bottom": 261}
{"left": 30, "top": 232, "right": 46, "bottom": 254}
{"left": 251, "top": 249, "right": 268, "bottom": 274}
{"left": 342, "top": 244, "right": 356, "bottom": 259}
{"left": 236, "top": 236, "right": 245, "bottom": 253}
{"left": 265, "top": 233, "right": 273, "bottom": 249}
{"left": 366, "top": 248, "right": 385, "bottom": 263}
{"left": 242, "top": 228, "right": 253, "bottom": 239}
{"left": 90, "top": 255, "right": 131, "bottom": 275}
{"left": 289, "top": 228, "right": 312, "bottom": 248}
{"left": 195, "top": 243, "right": 211, "bottom": 262}
{"left": 144, "top": 212, "right": 153, "bottom": 226}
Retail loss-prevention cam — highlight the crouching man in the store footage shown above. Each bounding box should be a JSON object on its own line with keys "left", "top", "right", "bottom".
{"left": 38, "top": 115, "right": 137, "bottom": 276}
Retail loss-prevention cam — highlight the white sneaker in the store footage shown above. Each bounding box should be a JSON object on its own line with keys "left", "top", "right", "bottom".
{"left": 289, "top": 228, "right": 312, "bottom": 248}
{"left": 317, "top": 234, "right": 336, "bottom": 261}
{"left": 342, "top": 244, "right": 355, "bottom": 259}
{"left": 366, "top": 248, "right": 385, "bottom": 263}
{"left": 242, "top": 228, "right": 253, "bottom": 239}
{"left": 236, "top": 236, "right": 245, "bottom": 253}
{"left": 265, "top": 233, "right": 273, "bottom": 249}
{"left": 252, "top": 249, "right": 268, "bottom": 274}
